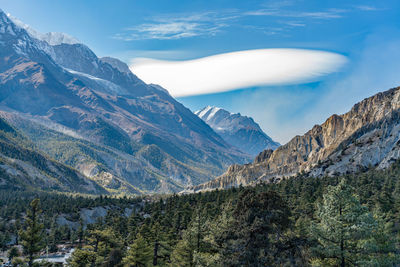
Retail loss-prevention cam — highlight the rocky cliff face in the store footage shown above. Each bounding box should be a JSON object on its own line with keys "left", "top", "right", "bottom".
{"left": 195, "top": 106, "right": 280, "bottom": 156}
{"left": 190, "top": 86, "right": 400, "bottom": 192}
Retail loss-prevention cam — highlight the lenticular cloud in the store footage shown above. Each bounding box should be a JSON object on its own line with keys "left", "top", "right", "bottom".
{"left": 130, "top": 48, "right": 347, "bottom": 97}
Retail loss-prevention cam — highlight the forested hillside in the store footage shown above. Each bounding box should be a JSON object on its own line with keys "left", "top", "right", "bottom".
{"left": 1, "top": 161, "right": 400, "bottom": 266}
{"left": 0, "top": 117, "right": 105, "bottom": 194}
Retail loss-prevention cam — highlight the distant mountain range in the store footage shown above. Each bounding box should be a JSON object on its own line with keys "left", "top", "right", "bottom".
{"left": 0, "top": 9, "right": 250, "bottom": 194}
{"left": 195, "top": 106, "right": 280, "bottom": 156}
{"left": 190, "top": 86, "right": 400, "bottom": 192}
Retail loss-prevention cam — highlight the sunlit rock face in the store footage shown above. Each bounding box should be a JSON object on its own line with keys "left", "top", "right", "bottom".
{"left": 191, "top": 86, "right": 400, "bottom": 192}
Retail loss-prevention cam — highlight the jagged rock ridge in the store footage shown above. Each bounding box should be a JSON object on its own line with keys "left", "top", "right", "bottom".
{"left": 190, "top": 86, "right": 400, "bottom": 192}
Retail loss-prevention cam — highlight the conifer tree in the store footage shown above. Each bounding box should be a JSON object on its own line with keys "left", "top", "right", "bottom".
{"left": 149, "top": 222, "right": 171, "bottom": 265}
{"left": 7, "top": 246, "right": 20, "bottom": 262}
{"left": 310, "top": 179, "right": 399, "bottom": 266}
{"left": 219, "top": 190, "right": 291, "bottom": 266}
{"left": 68, "top": 248, "right": 96, "bottom": 267}
{"left": 169, "top": 235, "right": 194, "bottom": 267}
{"left": 123, "top": 233, "right": 152, "bottom": 267}
{"left": 19, "top": 198, "right": 45, "bottom": 267}
{"left": 86, "top": 228, "right": 121, "bottom": 266}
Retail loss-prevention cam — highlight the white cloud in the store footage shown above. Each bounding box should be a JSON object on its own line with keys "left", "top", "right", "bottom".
{"left": 130, "top": 49, "right": 347, "bottom": 97}
{"left": 114, "top": 12, "right": 230, "bottom": 40}
{"left": 113, "top": 5, "right": 376, "bottom": 41}
{"left": 133, "top": 22, "right": 200, "bottom": 39}
{"left": 244, "top": 9, "right": 345, "bottom": 19}
{"left": 355, "top": 5, "right": 381, "bottom": 11}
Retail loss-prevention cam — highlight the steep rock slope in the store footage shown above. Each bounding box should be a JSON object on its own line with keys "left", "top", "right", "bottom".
{"left": 1, "top": 111, "right": 197, "bottom": 194}
{"left": 0, "top": 117, "right": 105, "bottom": 194}
{"left": 196, "top": 106, "right": 280, "bottom": 155}
{"left": 190, "top": 86, "right": 400, "bottom": 191}
{"left": 0, "top": 10, "right": 248, "bottom": 193}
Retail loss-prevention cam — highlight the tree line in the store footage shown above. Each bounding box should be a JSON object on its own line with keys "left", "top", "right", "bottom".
{"left": 2, "top": 160, "right": 400, "bottom": 266}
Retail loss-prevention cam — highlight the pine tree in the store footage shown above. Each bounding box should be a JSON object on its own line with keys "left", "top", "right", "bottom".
{"left": 68, "top": 248, "right": 96, "bottom": 267}
{"left": 48, "top": 217, "right": 59, "bottom": 253}
{"left": 169, "top": 236, "right": 194, "bottom": 267}
{"left": 76, "top": 219, "right": 84, "bottom": 248}
{"left": 19, "top": 198, "right": 45, "bottom": 267}
{"left": 86, "top": 228, "right": 121, "bottom": 266}
{"left": 123, "top": 233, "right": 152, "bottom": 267}
{"left": 310, "top": 179, "right": 399, "bottom": 266}
{"left": 149, "top": 222, "right": 171, "bottom": 265}
{"left": 7, "top": 246, "right": 20, "bottom": 261}
{"left": 219, "top": 189, "right": 291, "bottom": 266}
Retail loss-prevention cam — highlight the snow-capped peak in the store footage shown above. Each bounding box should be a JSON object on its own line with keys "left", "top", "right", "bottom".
{"left": 41, "top": 32, "right": 79, "bottom": 46}
{"left": 6, "top": 13, "right": 80, "bottom": 45}
{"left": 195, "top": 106, "right": 213, "bottom": 118}
{"left": 195, "top": 106, "right": 223, "bottom": 121}
{"left": 195, "top": 106, "right": 280, "bottom": 155}
{"left": 207, "top": 107, "right": 221, "bottom": 120}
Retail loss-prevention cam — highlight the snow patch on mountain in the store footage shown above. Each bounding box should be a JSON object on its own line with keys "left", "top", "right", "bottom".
{"left": 196, "top": 106, "right": 213, "bottom": 119}
{"left": 196, "top": 106, "right": 280, "bottom": 155}
{"left": 65, "top": 68, "right": 129, "bottom": 96}
{"left": 7, "top": 13, "right": 79, "bottom": 45}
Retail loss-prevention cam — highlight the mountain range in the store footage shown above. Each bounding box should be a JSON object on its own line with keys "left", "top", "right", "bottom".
{"left": 195, "top": 106, "right": 280, "bottom": 156}
{"left": 2, "top": 8, "right": 400, "bottom": 196}
{"left": 0, "top": 9, "right": 250, "bottom": 194}
{"left": 190, "top": 86, "right": 400, "bottom": 192}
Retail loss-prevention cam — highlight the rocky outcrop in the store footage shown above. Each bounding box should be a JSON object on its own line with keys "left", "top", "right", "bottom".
{"left": 190, "top": 86, "right": 400, "bottom": 192}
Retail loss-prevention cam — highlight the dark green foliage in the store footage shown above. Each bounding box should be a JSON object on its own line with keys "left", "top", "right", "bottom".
{"left": 7, "top": 246, "right": 20, "bottom": 261}
{"left": 68, "top": 248, "right": 96, "bottom": 267}
{"left": 19, "top": 199, "right": 45, "bottom": 267}
{"left": 218, "top": 190, "right": 292, "bottom": 266}
{"left": 310, "top": 180, "right": 398, "bottom": 266}
{"left": 2, "top": 161, "right": 400, "bottom": 265}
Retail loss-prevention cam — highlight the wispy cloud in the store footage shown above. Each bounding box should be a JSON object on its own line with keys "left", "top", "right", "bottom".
{"left": 244, "top": 8, "right": 346, "bottom": 19}
{"left": 113, "top": 12, "right": 231, "bottom": 41}
{"left": 284, "top": 21, "right": 306, "bottom": 27}
{"left": 113, "top": 4, "right": 379, "bottom": 41}
{"left": 355, "top": 5, "right": 385, "bottom": 11}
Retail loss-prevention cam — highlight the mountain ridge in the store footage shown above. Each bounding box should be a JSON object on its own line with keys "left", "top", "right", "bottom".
{"left": 0, "top": 9, "right": 250, "bottom": 194}
{"left": 7, "top": 12, "right": 80, "bottom": 45}
{"left": 0, "top": 116, "right": 106, "bottom": 194}
{"left": 189, "top": 86, "right": 400, "bottom": 192}
{"left": 195, "top": 106, "right": 280, "bottom": 156}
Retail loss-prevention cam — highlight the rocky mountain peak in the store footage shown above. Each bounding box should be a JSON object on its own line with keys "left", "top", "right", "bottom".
{"left": 100, "top": 57, "right": 131, "bottom": 74}
{"left": 0, "top": 10, "right": 24, "bottom": 37}
{"left": 195, "top": 106, "right": 280, "bottom": 156}
{"left": 254, "top": 149, "right": 274, "bottom": 164}
{"left": 6, "top": 12, "right": 80, "bottom": 46}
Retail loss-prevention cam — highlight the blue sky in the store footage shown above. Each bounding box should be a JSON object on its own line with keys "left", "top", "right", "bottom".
{"left": 1, "top": 0, "right": 400, "bottom": 143}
